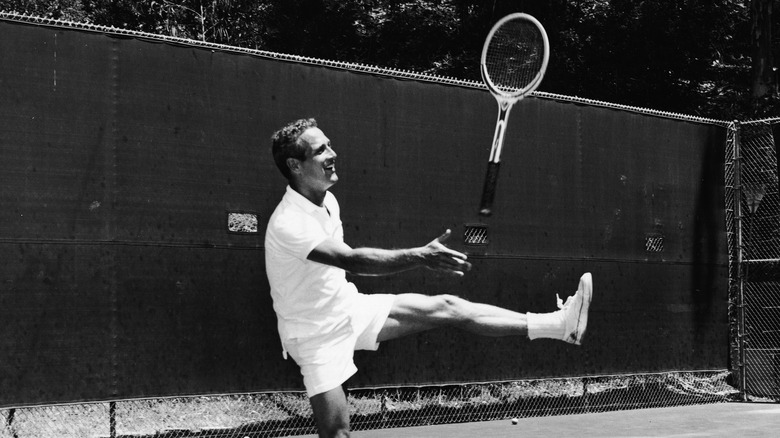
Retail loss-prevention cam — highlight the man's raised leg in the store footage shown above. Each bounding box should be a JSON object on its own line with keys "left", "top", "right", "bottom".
{"left": 378, "top": 293, "right": 528, "bottom": 342}
{"left": 377, "top": 273, "right": 592, "bottom": 344}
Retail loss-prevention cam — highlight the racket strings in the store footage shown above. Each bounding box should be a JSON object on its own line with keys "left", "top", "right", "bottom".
{"left": 484, "top": 19, "right": 546, "bottom": 94}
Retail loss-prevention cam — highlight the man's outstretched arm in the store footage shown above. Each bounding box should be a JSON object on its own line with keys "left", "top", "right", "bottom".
{"left": 307, "top": 229, "right": 472, "bottom": 277}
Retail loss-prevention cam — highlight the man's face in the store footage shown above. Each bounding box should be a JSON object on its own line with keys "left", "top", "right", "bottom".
{"left": 293, "top": 127, "right": 338, "bottom": 191}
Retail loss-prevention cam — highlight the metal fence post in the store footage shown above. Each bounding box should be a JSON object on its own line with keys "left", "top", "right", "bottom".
{"left": 110, "top": 401, "right": 116, "bottom": 438}
{"left": 732, "top": 122, "right": 748, "bottom": 401}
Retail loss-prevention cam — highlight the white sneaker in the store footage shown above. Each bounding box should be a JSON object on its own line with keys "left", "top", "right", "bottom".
{"left": 557, "top": 273, "right": 592, "bottom": 345}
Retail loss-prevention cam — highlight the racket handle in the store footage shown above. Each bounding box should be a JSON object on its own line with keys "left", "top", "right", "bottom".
{"left": 479, "top": 161, "right": 500, "bottom": 217}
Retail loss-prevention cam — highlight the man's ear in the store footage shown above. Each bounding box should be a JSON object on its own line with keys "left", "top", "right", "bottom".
{"left": 286, "top": 157, "right": 301, "bottom": 174}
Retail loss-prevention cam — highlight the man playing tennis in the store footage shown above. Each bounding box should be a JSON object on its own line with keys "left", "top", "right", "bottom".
{"left": 265, "top": 118, "right": 593, "bottom": 438}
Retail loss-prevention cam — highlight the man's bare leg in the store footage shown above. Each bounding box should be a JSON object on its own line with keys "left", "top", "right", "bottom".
{"left": 378, "top": 293, "right": 528, "bottom": 342}
{"left": 378, "top": 273, "right": 592, "bottom": 344}
{"left": 310, "top": 386, "right": 350, "bottom": 438}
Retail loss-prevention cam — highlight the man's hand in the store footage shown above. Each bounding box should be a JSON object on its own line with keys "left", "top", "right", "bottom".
{"left": 420, "top": 229, "right": 472, "bottom": 276}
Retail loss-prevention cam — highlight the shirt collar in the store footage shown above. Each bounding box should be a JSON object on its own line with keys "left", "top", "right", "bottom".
{"left": 285, "top": 185, "right": 328, "bottom": 214}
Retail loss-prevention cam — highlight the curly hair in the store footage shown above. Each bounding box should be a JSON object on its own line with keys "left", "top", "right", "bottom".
{"left": 271, "top": 118, "right": 318, "bottom": 180}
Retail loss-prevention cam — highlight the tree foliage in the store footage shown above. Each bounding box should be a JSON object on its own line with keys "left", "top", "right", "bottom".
{"left": 0, "top": 0, "right": 776, "bottom": 120}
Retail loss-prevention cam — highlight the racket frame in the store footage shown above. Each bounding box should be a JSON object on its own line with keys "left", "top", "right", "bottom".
{"left": 478, "top": 13, "right": 549, "bottom": 216}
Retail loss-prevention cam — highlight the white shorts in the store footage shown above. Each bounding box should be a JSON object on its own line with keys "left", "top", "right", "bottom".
{"left": 283, "top": 293, "right": 396, "bottom": 397}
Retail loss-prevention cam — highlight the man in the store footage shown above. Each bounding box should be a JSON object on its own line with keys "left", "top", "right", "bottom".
{"left": 265, "top": 118, "right": 592, "bottom": 438}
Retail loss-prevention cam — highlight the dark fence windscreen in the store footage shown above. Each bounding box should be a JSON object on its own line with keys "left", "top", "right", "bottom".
{"left": 0, "top": 19, "right": 728, "bottom": 406}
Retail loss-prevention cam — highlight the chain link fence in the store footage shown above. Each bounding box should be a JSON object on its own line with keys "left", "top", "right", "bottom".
{"left": 0, "top": 371, "right": 734, "bottom": 438}
{"left": 725, "top": 119, "right": 780, "bottom": 401}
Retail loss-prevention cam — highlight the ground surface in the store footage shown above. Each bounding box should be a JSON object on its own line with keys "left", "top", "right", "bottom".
{"left": 296, "top": 402, "right": 779, "bottom": 437}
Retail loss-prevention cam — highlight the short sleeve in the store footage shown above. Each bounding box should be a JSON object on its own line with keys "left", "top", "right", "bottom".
{"left": 268, "top": 210, "right": 329, "bottom": 261}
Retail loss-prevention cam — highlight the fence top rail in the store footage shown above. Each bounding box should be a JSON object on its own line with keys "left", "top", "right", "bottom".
{"left": 738, "top": 117, "right": 780, "bottom": 126}
{"left": 0, "top": 10, "right": 734, "bottom": 128}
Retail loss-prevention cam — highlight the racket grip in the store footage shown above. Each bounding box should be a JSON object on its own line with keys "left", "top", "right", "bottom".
{"left": 479, "top": 161, "right": 500, "bottom": 217}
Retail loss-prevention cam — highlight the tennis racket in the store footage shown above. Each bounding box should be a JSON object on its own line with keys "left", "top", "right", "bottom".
{"left": 478, "top": 13, "right": 549, "bottom": 216}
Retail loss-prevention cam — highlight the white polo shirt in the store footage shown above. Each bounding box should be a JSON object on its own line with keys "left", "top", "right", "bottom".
{"left": 264, "top": 186, "right": 359, "bottom": 342}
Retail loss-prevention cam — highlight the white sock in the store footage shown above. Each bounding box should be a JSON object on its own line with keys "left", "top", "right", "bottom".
{"left": 527, "top": 310, "right": 565, "bottom": 340}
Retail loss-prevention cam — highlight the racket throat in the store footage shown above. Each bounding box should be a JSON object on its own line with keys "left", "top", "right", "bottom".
{"left": 488, "top": 103, "right": 513, "bottom": 162}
